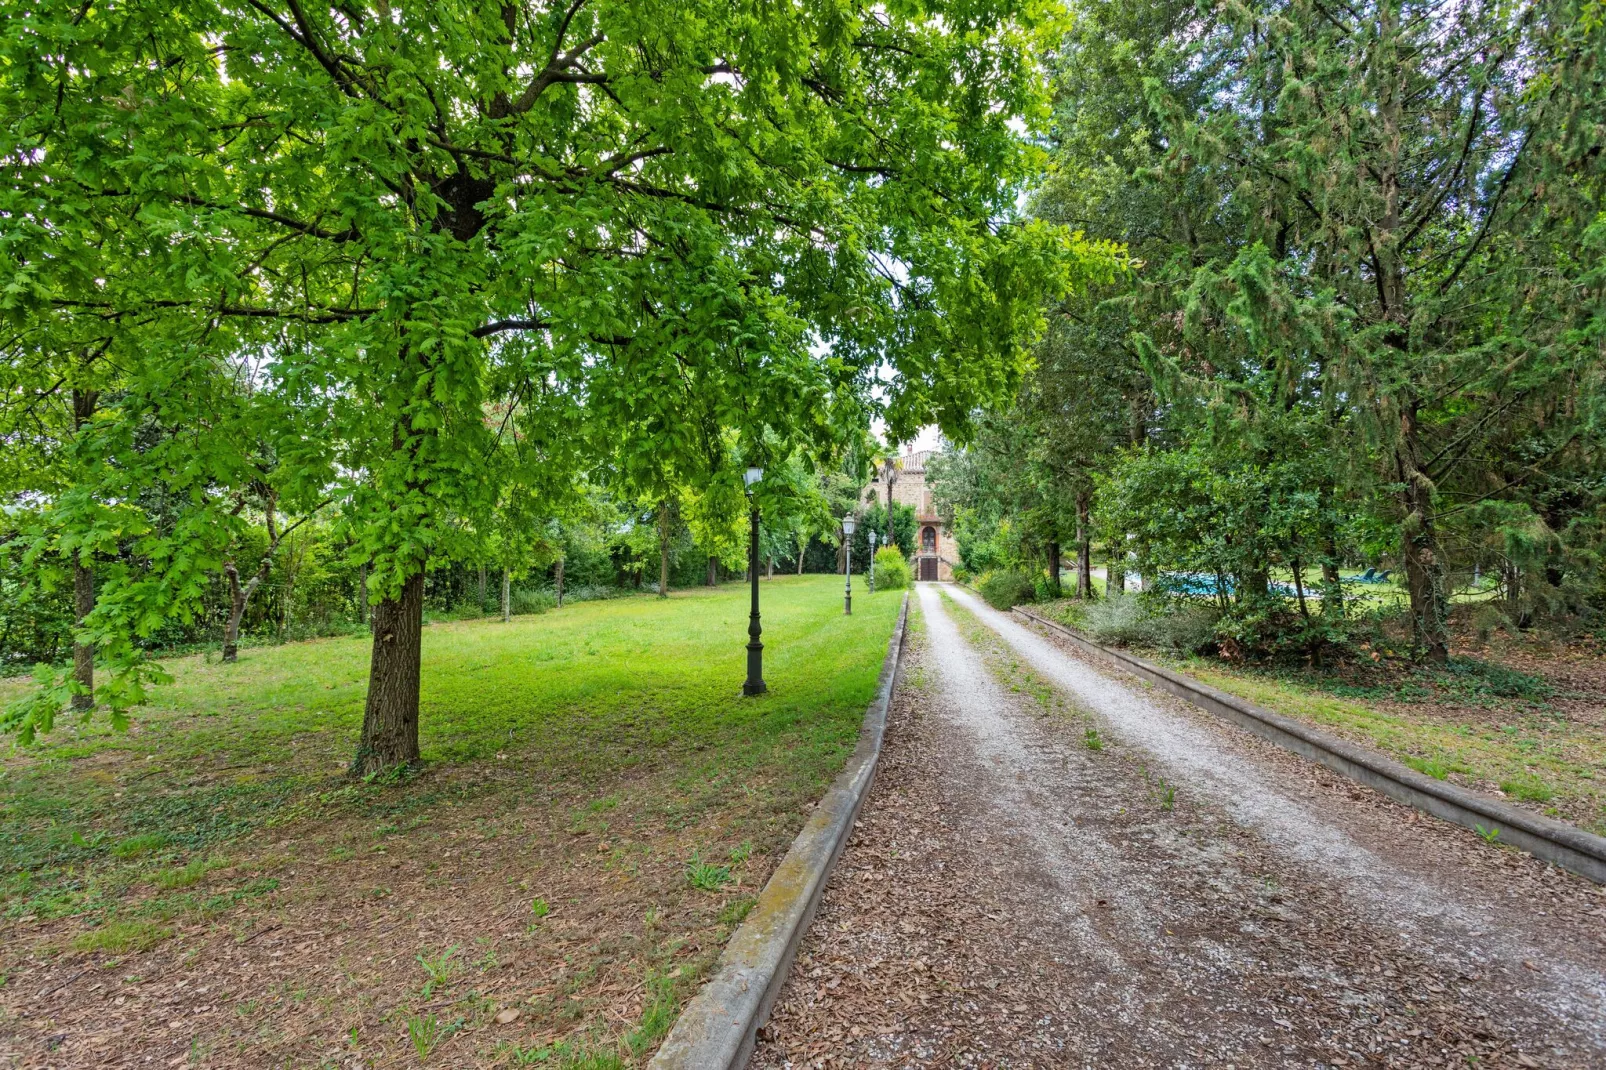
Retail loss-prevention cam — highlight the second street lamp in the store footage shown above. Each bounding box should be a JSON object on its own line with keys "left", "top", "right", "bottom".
{"left": 743, "top": 467, "right": 766, "bottom": 696}
{"left": 868, "top": 529, "right": 878, "bottom": 593}
{"left": 841, "top": 514, "right": 857, "bottom": 615}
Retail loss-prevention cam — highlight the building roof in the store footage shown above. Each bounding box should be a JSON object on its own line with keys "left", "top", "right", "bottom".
{"left": 868, "top": 447, "right": 936, "bottom": 480}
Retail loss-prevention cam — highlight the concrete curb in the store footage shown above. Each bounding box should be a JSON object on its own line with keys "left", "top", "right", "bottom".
{"left": 650, "top": 591, "right": 911, "bottom": 1070}
{"left": 1014, "top": 606, "right": 1606, "bottom": 885}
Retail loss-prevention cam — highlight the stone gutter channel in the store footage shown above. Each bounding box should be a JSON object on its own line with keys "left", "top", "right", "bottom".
{"left": 1013, "top": 605, "right": 1606, "bottom": 886}
{"left": 650, "top": 591, "right": 911, "bottom": 1070}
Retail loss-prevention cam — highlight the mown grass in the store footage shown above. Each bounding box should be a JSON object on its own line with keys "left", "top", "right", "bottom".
{"left": 1, "top": 576, "right": 903, "bottom": 924}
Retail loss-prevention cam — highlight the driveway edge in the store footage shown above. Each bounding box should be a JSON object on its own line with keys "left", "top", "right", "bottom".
{"left": 650, "top": 591, "right": 911, "bottom": 1070}
{"left": 1014, "top": 606, "right": 1606, "bottom": 885}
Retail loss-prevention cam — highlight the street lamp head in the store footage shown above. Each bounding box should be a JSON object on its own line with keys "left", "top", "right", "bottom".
{"left": 842, "top": 514, "right": 857, "bottom": 536}
{"left": 869, "top": 530, "right": 878, "bottom": 547}
{"left": 743, "top": 466, "right": 763, "bottom": 488}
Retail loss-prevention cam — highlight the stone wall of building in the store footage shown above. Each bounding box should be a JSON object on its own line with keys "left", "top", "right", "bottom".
{"left": 863, "top": 449, "right": 955, "bottom": 581}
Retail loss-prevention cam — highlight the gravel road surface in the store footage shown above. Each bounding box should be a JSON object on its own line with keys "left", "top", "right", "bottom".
{"left": 749, "top": 584, "right": 1606, "bottom": 1069}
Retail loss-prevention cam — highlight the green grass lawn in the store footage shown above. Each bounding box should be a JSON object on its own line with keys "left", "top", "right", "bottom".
{"left": 0, "top": 574, "right": 901, "bottom": 1067}
{"left": 1167, "top": 658, "right": 1606, "bottom": 836}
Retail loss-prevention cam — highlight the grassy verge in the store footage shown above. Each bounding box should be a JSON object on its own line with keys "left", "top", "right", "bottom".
{"left": 0, "top": 575, "right": 901, "bottom": 1067}
{"left": 1030, "top": 598, "right": 1605, "bottom": 836}
{"left": 1164, "top": 658, "right": 1606, "bottom": 835}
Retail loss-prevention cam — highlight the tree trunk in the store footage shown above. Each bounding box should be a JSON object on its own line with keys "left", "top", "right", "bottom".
{"left": 1046, "top": 541, "right": 1062, "bottom": 600}
{"left": 1396, "top": 406, "right": 1450, "bottom": 661}
{"left": 797, "top": 543, "right": 805, "bottom": 575}
{"left": 358, "top": 561, "right": 370, "bottom": 628}
{"left": 658, "top": 500, "right": 671, "bottom": 598}
{"left": 767, "top": 555, "right": 774, "bottom": 579}
{"left": 223, "top": 562, "right": 244, "bottom": 663}
{"left": 222, "top": 559, "right": 262, "bottom": 663}
{"left": 70, "top": 387, "right": 99, "bottom": 710}
{"left": 707, "top": 555, "right": 718, "bottom": 587}
{"left": 1107, "top": 546, "right": 1125, "bottom": 598}
{"left": 1076, "top": 489, "right": 1093, "bottom": 599}
{"left": 477, "top": 566, "right": 487, "bottom": 613}
{"left": 501, "top": 567, "right": 511, "bottom": 622}
{"left": 1318, "top": 483, "right": 1344, "bottom": 615}
{"left": 352, "top": 570, "right": 425, "bottom": 775}
{"left": 555, "top": 557, "right": 565, "bottom": 607}
{"left": 71, "top": 553, "right": 94, "bottom": 710}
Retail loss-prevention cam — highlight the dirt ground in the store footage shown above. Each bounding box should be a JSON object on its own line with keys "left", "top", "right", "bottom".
{"left": 751, "top": 584, "right": 1606, "bottom": 1069}
{"left": 0, "top": 760, "right": 776, "bottom": 1069}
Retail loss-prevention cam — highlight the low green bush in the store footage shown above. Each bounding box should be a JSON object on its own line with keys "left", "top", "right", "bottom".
{"left": 1080, "top": 595, "right": 1219, "bottom": 655}
{"left": 510, "top": 587, "right": 558, "bottom": 615}
{"left": 951, "top": 567, "right": 970, "bottom": 585}
{"left": 977, "top": 569, "right": 1037, "bottom": 610}
{"left": 871, "top": 546, "right": 911, "bottom": 590}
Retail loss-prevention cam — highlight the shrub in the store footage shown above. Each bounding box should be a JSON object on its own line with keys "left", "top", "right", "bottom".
{"left": 1080, "top": 595, "right": 1219, "bottom": 655}
{"left": 977, "top": 569, "right": 1037, "bottom": 610}
{"left": 872, "top": 546, "right": 911, "bottom": 590}
{"left": 951, "top": 567, "right": 971, "bottom": 585}
{"left": 510, "top": 587, "right": 558, "bottom": 615}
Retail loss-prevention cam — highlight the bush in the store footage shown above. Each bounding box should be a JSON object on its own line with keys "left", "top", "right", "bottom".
{"left": 977, "top": 569, "right": 1037, "bottom": 610}
{"left": 510, "top": 587, "right": 558, "bottom": 615}
{"left": 951, "top": 567, "right": 970, "bottom": 585}
{"left": 1080, "top": 595, "right": 1219, "bottom": 655}
{"left": 871, "top": 546, "right": 911, "bottom": 590}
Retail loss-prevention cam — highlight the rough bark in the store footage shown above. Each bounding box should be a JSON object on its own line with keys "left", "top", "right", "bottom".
{"left": 501, "top": 567, "right": 511, "bottom": 622}
{"left": 352, "top": 570, "right": 425, "bottom": 775}
{"left": 707, "top": 555, "right": 718, "bottom": 587}
{"left": 1396, "top": 405, "right": 1450, "bottom": 661}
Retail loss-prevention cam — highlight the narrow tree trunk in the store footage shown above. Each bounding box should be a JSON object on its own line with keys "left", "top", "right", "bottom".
{"left": 358, "top": 561, "right": 370, "bottom": 627}
{"left": 1107, "top": 546, "right": 1126, "bottom": 598}
{"left": 767, "top": 555, "right": 774, "bottom": 579}
{"left": 352, "top": 570, "right": 424, "bottom": 775}
{"left": 555, "top": 557, "right": 565, "bottom": 607}
{"left": 1076, "top": 489, "right": 1093, "bottom": 599}
{"left": 477, "top": 566, "right": 487, "bottom": 613}
{"left": 797, "top": 544, "right": 805, "bottom": 575}
{"left": 658, "top": 501, "right": 671, "bottom": 598}
{"left": 1318, "top": 483, "right": 1345, "bottom": 616}
{"left": 70, "top": 387, "right": 98, "bottom": 710}
{"left": 707, "top": 555, "right": 718, "bottom": 587}
{"left": 1046, "top": 541, "right": 1062, "bottom": 600}
{"left": 501, "top": 568, "right": 511, "bottom": 621}
{"left": 1396, "top": 406, "right": 1450, "bottom": 661}
{"left": 71, "top": 553, "right": 94, "bottom": 710}
{"left": 222, "top": 561, "right": 248, "bottom": 663}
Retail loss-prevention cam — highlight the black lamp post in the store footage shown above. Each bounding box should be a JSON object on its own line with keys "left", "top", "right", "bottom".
{"left": 841, "top": 513, "right": 857, "bottom": 615}
{"left": 743, "top": 466, "right": 766, "bottom": 696}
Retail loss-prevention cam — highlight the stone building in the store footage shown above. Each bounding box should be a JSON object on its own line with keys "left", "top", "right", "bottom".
{"left": 863, "top": 448, "right": 955, "bottom": 581}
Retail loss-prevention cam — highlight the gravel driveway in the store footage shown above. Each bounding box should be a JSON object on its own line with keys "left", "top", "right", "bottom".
{"left": 749, "top": 584, "right": 1606, "bottom": 1069}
